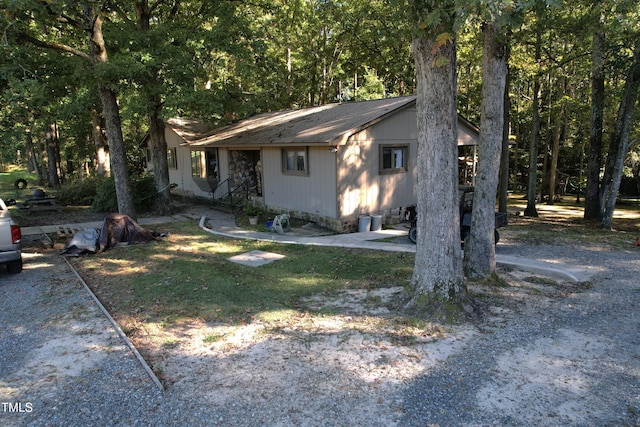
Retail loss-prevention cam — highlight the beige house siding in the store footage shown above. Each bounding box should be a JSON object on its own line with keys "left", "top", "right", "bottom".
{"left": 164, "top": 127, "right": 233, "bottom": 199}
{"left": 166, "top": 128, "right": 193, "bottom": 195}
{"left": 338, "top": 107, "right": 418, "bottom": 221}
{"left": 261, "top": 147, "right": 337, "bottom": 218}
{"left": 213, "top": 149, "right": 230, "bottom": 198}
{"left": 154, "top": 97, "right": 479, "bottom": 233}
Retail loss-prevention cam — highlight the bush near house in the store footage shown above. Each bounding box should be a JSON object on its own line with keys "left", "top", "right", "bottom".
{"left": 91, "top": 175, "right": 157, "bottom": 213}
{"left": 56, "top": 177, "right": 101, "bottom": 206}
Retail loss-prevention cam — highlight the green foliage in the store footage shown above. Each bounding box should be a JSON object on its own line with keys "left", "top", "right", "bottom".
{"left": 92, "top": 175, "right": 158, "bottom": 214}
{"left": 56, "top": 177, "right": 100, "bottom": 206}
{"left": 244, "top": 203, "right": 262, "bottom": 217}
{"left": 91, "top": 177, "right": 118, "bottom": 213}
{"left": 0, "top": 166, "right": 36, "bottom": 197}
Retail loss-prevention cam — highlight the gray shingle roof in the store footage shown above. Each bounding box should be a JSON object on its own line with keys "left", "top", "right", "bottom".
{"left": 177, "top": 96, "right": 418, "bottom": 147}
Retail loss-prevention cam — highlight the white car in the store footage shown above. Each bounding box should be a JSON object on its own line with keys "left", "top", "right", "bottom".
{"left": 0, "top": 197, "right": 22, "bottom": 274}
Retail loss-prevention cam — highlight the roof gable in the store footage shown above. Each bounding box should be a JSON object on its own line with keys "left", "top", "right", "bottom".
{"left": 166, "top": 118, "right": 213, "bottom": 143}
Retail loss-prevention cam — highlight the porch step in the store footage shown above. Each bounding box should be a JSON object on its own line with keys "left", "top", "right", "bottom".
{"left": 212, "top": 201, "right": 241, "bottom": 214}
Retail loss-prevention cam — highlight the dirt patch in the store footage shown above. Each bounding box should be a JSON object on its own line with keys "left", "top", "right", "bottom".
{"left": 125, "top": 291, "right": 472, "bottom": 425}
{"left": 112, "top": 265, "right": 596, "bottom": 425}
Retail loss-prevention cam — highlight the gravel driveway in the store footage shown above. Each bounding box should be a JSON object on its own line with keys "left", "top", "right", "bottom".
{"left": 1, "top": 239, "right": 639, "bottom": 426}
{"left": 402, "top": 241, "right": 640, "bottom": 426}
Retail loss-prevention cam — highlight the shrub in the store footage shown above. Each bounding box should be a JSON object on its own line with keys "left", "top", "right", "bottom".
{"left": 56, "top": 177, "right": 100, "bottom": 206}
{"left": 92, "top": 175, "right": 158, "bottom": 214}
{"left": 92, "top": 177, "right": 118, "bottom": 212}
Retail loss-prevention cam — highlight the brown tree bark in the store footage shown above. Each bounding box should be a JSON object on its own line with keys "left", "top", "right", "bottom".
{"left": 601, "top": 41, "right": 640, "bottom": 229}
{"left": 498, "top": 62, "right": 511, "bottom": 214}
{"left": 84, "top": 4, "right": 136, "bottom": 219}
{"left": 136, "top": 0, "right": 172, "bottom": 215}
{"left": 464, "top": 22, "right": 508, "bottom": 279}
{"left": 91, "top": 109, "right": 110, "bottom": 177}
{"left": 524, "top": 29, "right": 542, "bottom": 218}
{"left": 25, "top": 129, "right": 43, "bottom": 183}
{"left": 584, "top": 26, "right": 605, "bottom": 220}
{"left": 45, "top": 123, "right": 60, "bottom": 187}
{"left": 408, "top": 27, "right": 466, "bottom": 308}
{"left": 148, "top": 105, "right": 172, "bottom": 214}
{"left": 547, "top": 75, "right": 566, "bottom": 205}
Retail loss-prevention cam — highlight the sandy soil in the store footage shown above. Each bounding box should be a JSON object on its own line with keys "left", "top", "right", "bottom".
{"left": 120, "top": 258, "right": 636, "bottom": 426}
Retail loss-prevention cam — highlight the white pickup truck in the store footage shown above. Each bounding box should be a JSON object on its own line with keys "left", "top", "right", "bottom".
{"left": 0, "top": 197, "right": 23, "bottom": 274}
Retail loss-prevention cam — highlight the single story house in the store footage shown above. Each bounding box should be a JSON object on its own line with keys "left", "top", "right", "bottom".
{"left": 152, "top": 95, "right": 479, "bottom": 232}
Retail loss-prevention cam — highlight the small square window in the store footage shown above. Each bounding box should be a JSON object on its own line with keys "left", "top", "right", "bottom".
{"left": 380, "top": 145, "right": 408, "bottom": 174}
{"left": 282, "top": 148, "right": 309, "bottom": 175}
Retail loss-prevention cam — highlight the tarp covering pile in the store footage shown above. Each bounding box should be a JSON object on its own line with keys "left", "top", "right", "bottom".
{"left": 62, "top": 213, "right": 166, "bottom": 256}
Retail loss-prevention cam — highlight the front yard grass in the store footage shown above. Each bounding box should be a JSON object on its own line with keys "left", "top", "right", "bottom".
{"left": 68, "top": 221, "right": 415, "bottom": 328}
{"left": 67, "top": 194, "right": 639, "bottom": 338}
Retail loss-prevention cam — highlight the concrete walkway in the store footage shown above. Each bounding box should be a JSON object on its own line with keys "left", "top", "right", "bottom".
{"left": 21, "top": 209, "right": 594, "bottom": 283}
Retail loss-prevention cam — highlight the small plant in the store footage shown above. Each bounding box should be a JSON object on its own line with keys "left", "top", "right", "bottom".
{"left": 245, "top": 204, "right": 261, "bottom": 217}
{"left": 203, "top": 334, "right": 225, "bottom": 343}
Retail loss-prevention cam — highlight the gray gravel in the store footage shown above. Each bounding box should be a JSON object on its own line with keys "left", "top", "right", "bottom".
{"left": 401, "top": 242, "right": 640, "bottom": 426}
{"left": 1, "top": 238, "right": 639, "bottom": 426}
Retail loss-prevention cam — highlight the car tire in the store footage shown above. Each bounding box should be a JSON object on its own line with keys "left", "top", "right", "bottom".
{"left": 408, "top": 226, "right": 417, "bottom": 244}
{"left": 14, "top": 178, "right": 27, "bottom": 190}
{"left": 6, "top": 259, "right": 23, "bottom": 274}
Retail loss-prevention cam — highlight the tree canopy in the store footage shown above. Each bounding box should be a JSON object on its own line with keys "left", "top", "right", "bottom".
{"left": 0, "top": 0, "right": 638, "bottom": 224}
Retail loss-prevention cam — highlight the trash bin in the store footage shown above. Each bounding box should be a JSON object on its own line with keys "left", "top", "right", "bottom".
{"left": 358, "top": 216, "right": 371, "bottom": 232}
{"left": 370, "top": 215, "right": 382, "bottom": 231}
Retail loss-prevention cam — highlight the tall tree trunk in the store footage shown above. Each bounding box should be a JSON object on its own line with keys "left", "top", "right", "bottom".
{"left": 38, "top": 139, "right": 47, "bottom": 185}
{"left": 53, "top": 123, "right": 63, "bottom": 183}
{"left": 45, "top": 123, "right": 60, "bottom": 187}
{"left": 464, "top": 22, "right": 508, "bottom": 279}
{"left": 408, "top": 26, "right": 466, "bottom": 309}
{"left": 584, "top": 26, "right": 605, "bottom": 220}
{"left": 524, "top": 29, "right": 542, "bottom": 218}
{"left": 601, "top": 42, "right": 640, "bottom": 229}
{"left": 547, "top": 75, "right": 566, "bottom": 204}
{"left": 25, "top": 129, "right": 42, "bottom": 182}
{"left": 91, "top": 109, "right": 109, "bottom": 177}
{"left": 498, "top": 63, "right": 511, "bottom": 214}
{"left": 84, "top": 4, "right": 136, "bottom": 219}
{"left": 149, "top": 106, "right": 172, "bottom": 214}
{"left": 136, "top": 0, "right": 172, "bottom": 214}
{"left": 99, "top": 87, "right": 136, "bottom": 218}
